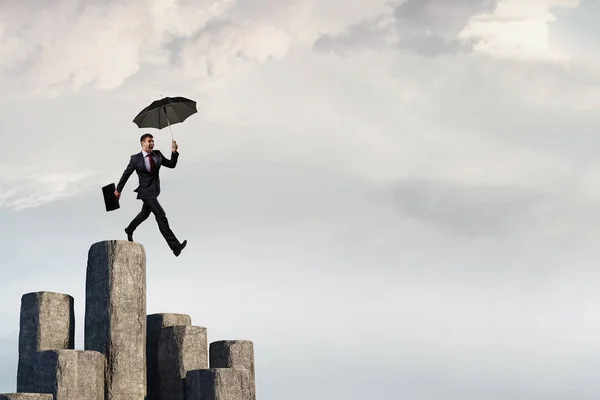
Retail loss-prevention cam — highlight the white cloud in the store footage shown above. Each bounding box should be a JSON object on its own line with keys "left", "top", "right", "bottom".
{"left": 458, "top": 0, "right": 581, "bottom": 62}
{"left": 0, "top": 169, "right": 101, "bottom": 211}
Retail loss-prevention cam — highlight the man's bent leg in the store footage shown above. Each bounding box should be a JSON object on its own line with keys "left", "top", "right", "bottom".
{"left": 145, "top": 198, "right": 180, "bottom": 250}
{"left": 126, "top": 201, "right": 152, "bottom": 233}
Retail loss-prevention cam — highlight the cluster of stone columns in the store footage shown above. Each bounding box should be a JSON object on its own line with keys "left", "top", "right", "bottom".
{"left": 1, "top": 240, "right": 256, "bottom": 400}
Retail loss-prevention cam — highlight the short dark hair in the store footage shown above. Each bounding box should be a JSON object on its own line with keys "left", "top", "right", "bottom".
{"left": 140, "top": 133, "right": 153, "bottom": 143}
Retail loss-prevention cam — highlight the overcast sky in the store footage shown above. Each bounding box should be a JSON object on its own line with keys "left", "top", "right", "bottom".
{"left": 1, "top": 0, "right": 600, "bottom": 398}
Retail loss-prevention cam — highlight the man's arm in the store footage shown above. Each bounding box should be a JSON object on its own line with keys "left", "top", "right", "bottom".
{"left": 160, "top": 140, "right": 179, "bottom": 169}
{"left": 114, "top": 156, "right": 135, "bottom": 199}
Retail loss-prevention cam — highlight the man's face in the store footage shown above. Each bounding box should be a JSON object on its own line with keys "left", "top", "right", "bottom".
{"left": 142, "top": 137, "right": 154, "bottom": 152}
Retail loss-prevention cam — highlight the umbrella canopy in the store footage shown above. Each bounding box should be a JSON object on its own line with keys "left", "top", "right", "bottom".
{"left": 133, "top": 96, "right": 197, "bottom": 138}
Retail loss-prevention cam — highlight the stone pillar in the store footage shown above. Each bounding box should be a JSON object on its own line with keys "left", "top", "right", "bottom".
{"left": 209, "top": 341, "right": 255, "bottom": 400}
{"left": 158, "top": 326, "right": 208, "bottom": 400}
{"left": 0, "top": 395, "right": 53, "bottom": 400}
{"left": 185, "top": 368, "right": 252, "bottom": 400}
{"left": 147, "top": 313, "right": 192, "bottom": 400}
{"left": 17, "top": 292, "right": 74, "bottom": 392}
{"left": 25, "top": 349, "right": 104, "bottom": 400}
{"left": 84, "top": 240, "right": 146, "bottom": 400}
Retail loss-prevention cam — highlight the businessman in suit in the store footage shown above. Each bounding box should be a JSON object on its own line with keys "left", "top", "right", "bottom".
{"left": 114, "top": 133, "right": 187, "bottom": 256}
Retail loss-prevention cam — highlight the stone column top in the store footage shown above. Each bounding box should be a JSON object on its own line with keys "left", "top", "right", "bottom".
{"left": 89, "top": 239, "right": 145, "bottom": 248}
{"left": 147, "top": 313, "right": 192, "bottom": 327}
{"left": 211, "top": 340, "right": 254, "bottom": 345}
{"left": 210, "top": 340, "right": 255, "bottom": 369}
{"left": 39, "top": 348, "right": 104, "bottom": 355}
{"left": 21, "top": 291, "right": 74, "bottom": 299}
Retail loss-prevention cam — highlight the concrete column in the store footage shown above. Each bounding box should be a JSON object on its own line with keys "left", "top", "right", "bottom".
{"left": 147, "top": 313, "right": 192, "bottom": 400}
{"left": 0, "top": 395, "right": 53, "bottom": 400}
{"left": 17, "top": 292, "right": 74, "bottom": 392}
{"left": 25, "top": 349, "right": 104, "bottom": 400}
{"left": 209, "top": 341, "right": 255, "bottom": 400}
{"left": 158, "top": 326, "right": 208, "bottom": 400}
{"left": 185, "top": 368, "right": 252, "bottom": 400}
{"left": 84, "top": 240, "right": 146, "bottom": 400}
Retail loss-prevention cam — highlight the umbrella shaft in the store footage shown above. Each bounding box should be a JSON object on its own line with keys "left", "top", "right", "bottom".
{"left": 164, "top": 107, "right": 174, "bottom": 140}
{"left": 168, "top": 121, "right": 173, "bottom": 140}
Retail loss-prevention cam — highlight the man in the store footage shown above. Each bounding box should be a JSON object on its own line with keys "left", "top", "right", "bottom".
{"left": 114, "top": 133, "right": 187, "bottom": 256}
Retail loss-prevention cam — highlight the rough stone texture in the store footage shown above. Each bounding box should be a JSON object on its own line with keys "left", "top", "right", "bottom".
{"left": 23, "top": 349, "right": 104, "bottom": 400}
{"left": 158, "top": 326, "right": 208, "bottom": 400}
{"left": 147, "top": 313, "right": 192, "bottom": 400}
{"left": 84, "top": 240, "right": 146, "bottom": 400}
{"left": 17, "top": 292, "right": 74, "bottom": 392}
{"left": 209, "top": 341, "right": 255, "bottom": 400}
{"left": 185, "top": 368, "right": 252, "bottom": 400}
{"left": 0, "top": 395, "right": 53, "bottom": 400}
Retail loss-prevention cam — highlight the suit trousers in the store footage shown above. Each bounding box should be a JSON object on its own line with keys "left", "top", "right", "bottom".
{"left": 126, "top": 197, "right": 180, "bottom": 250}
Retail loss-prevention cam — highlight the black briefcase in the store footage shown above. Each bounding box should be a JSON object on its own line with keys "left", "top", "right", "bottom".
{"left": 102, "top": 183, "right": 120, "bottom": 212}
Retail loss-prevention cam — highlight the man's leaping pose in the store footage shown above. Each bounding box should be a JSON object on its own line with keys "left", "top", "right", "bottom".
{"left": 115, "top": 133, "right": 187, "bottom": 256}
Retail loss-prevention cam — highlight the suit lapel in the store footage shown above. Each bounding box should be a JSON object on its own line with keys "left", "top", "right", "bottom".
{"left": 136, "top": 152, "right": 147, "bottom": 174}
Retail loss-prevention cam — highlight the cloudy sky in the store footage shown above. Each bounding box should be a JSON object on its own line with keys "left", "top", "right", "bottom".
{"left": 1, "top": 0, "right": 600, "bottom": 398}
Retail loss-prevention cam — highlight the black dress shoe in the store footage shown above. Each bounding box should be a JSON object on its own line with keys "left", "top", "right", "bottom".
{"left": 125, "top": 228, "right": 133, "bottom": 242}
{"left": 173, "top": 240, "right": 187, "bottom": 257}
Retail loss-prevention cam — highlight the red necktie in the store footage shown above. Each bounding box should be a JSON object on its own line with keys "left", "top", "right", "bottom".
{"left": 148, "top": 153, "right": 156, "bottom": 173}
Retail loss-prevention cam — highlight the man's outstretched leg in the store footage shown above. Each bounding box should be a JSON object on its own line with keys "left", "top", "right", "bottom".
{"left": 125, "top": 201, "right": 152, "bottom": 242}
{"left": 145, "top": 198, "right": 187, "bottom": 256}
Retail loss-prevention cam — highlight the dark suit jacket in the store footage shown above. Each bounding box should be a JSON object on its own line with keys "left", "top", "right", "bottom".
{"left": 117, "top": 150, "right": 179, "bottom": 199}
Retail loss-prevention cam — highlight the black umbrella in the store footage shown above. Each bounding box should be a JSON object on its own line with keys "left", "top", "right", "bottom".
{"left": 132, "top": 96, "right": 197, "bottom": 140}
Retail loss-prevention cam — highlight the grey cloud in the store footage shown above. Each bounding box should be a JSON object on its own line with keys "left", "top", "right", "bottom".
{"left": 397, "top": 31, "right": 465, "bottom": 55}
{"left": 389, "top": 178, "right": 579, "bottom": 238}
{"left": 314, "top": 0, "right": 499, "bottom": 56}
{"left": 309, "top": 16, "right": 393, "bottom": 54}
{"left": 394, "top": 0, "right": 497, "bottom": 30}
{"left": 176, "top": 18, "right": 290, "bottom": 79}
